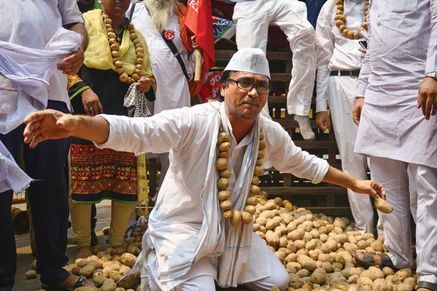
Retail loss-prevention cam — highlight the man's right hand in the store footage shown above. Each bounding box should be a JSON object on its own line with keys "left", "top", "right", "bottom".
{"left": 23, "top": 110, "right": 78, "bottom": 148}
{"left": 316, "top": 111, "right": 331, "bottom": 131}
{"left": 352, "top": 97, "right": 365, "bottom": 125}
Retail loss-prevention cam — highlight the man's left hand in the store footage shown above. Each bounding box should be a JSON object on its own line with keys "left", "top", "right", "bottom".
{"left": 57, "top": 48, "right": 84, "bottom": 75}
{"left": 418, "top": 77, "right": 437, "bottom": 120}
{"left": 352, "top": 180, "right": 386, "bottom": 199}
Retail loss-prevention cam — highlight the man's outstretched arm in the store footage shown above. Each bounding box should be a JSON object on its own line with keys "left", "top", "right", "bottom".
{"left": 23, "top": 109, "right": 109, "bottom": 148}
{"left": 322, "top": 166, "right": 385, "bottom": 199}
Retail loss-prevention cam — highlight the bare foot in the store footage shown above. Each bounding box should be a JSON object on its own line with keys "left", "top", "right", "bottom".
{"left": 55, "top": 274, "right": 95, "bottom": 288}
{"left": 76, "top": 246, "right": 93, "bottom": 259}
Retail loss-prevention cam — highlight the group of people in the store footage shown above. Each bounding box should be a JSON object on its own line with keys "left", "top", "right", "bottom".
{"left": 0, "top": 0, "right": 436, "bottom": 291}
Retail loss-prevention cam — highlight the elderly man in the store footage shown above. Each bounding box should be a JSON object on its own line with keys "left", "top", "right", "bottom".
{"left": 23, "top": 48, "right": 385, "bottom": 291}
{"left": 0, "top": 1, "right": 90, "bottom": 290}
{"left": 233, "top": 0, "right": 317, "bottom": 140}
{"left": 353, "top": 1, "right": 437, "bottom": 290}
{"left": 130, "top": 0, "right": 201, "bottom": 180}
{"left": 315, "top": 0, "right": 374, "bottom": 233}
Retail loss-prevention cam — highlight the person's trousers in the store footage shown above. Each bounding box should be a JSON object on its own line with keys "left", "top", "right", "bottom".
{"left": 234, "top": 0, "right": 316, "bottom": 116}
{"left": 0, "top": 191, "right": 16, "bottom": 291}
{"left": 71, "top": 200, "right": 136, "bottom": 247}
{"left": 327, "top": 76, "right": 374, "bottom": 233}
{"left": 142, "top": 242, "right": 289, "bottom": 291}
{"left": 0, "top": 100, "right": 71, "bottom": 288}
{"left": 368, "top": 156, "right": 437, "bottom": 284}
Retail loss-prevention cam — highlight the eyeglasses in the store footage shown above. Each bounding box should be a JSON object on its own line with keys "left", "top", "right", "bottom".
{"left": 227, "top": 78, "right": 270, "bottom": 94}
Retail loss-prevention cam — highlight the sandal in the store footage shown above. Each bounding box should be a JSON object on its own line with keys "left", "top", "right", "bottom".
{"left": 354, "top": 253, "right": 397, "bottom": 269}
{"left": 41, "top": 275, "right": 93, "bottom": 291}
{"left": 416, "top": 281, "right": 437, "bottom": 291}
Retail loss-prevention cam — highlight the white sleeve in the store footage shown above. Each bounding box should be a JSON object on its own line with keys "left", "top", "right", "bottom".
{"left": 58, "top": 0, "right": 84, "bottom": 26}
{"left": 315, "top": 0, "right": 335, "bottom": 113}
{"left": 95, "top": 107, "right": 196, "bottom": 155}
{"left": 265, "top": 120, "right": 330, "bottom": 184}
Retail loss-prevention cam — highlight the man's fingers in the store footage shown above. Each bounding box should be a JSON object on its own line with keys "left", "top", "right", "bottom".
{"left": 425, "top": 94, "right": 434, "bottom": 119}
{"left": 417, "top": 91, "right": 424, "bottom": 109}
{"left": 432, "top": 97, "right": 437, "bottom": 116}
{"left": 97, "top": 102, "right": 104, "bottom": 114}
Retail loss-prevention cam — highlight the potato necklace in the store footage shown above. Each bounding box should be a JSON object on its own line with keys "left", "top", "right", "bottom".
{"left": 102, "top": 13, "right": 145, "bottom": 84}
{"left": 216, "top": 128, "right": 266, "bottom": 227}
{"left": 335, "top": 0, "right": 369, "bottom": 39}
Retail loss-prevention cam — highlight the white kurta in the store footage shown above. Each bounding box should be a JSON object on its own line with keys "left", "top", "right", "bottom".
{"left": 233, "top": 0, "right": 316, "bottom": 116}
{"left": 97, "top": 102, "right": 329, "bottom": 290}
{"left": 315, "top": 0, "right": 374, "bottom": 233}
{"left": 355, "top": 0, "right": 437, "bottom": 284}
{"left": 0, "top": 0, "right": 83, "bottom": 110}
{"left": 355, "top": 0, "right": 437, "bottom": 167}
{"left": 131, "top": 3, "right": 194, "bottom": 114}
{"left": 0, "top": 140, "right": 31, "bottom": 193}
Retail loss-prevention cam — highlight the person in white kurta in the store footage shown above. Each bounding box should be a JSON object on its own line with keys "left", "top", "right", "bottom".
{"left": 131, "top": 0, "right": 195, "bottom": 182}
{"left": 315, "top": 0, "right": 374, "bottom": 233}
{"left": 22, "top": 48, "right": 386, "bottom": 291}
{"left": 353, "top": 1, "right": 437, "bottom": 289}
{"left": 232, "top": 0, "right": 317, "bottom": 140}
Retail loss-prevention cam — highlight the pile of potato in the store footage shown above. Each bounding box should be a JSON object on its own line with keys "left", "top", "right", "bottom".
{"left": 26, "top": 223, "right": 146, "bottom": 291}
{"left": 253, "top": 196, "right": 417, "bottom": 291}
{"left": 25, "top": 196, "right": 417, "bottom": 291}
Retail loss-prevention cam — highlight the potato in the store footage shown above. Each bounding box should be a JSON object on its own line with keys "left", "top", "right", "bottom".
{"left": 217, "top": 178, "right": 230, "bottom": 190}
{"left": 285, "top": 253, "right": 298, "bottom": 263}
{"left": 266, "top": 230, "right": 280, "bottom": 245}
{"left": 394, "top": 269, "right": 412, "bottom": 282}
{"left": 297, "top": 255, "right": 317, "bottom": 272}
{"left": 287, "top": 229, "right": 305, "bottom": 241}
{"left": 310, "top": 268, "right": 327, "bottom": 285}
{"left": 101, "top": 278, "right": 117, "bottom": 291}
{"left": 348, "top": 274, "right": 359, "bottom": 284}
{"left": 394, "top": 283, "right": 414, "bottom": 291}
{"left": 217, "top": 132, "right": 229, "bottom": 144}
{"left": 357, "top": 277, "right": 373, "bottom": 287}
{"left": 24, "top": 270, "right": 38, "bottom": 279}
{"left": 296, "top": 269, "right": 311, "bottom": 278}
{"left": 382, "top": 266, "right": 395, "bottom": 277}
{"left": 79, "top": 264, "right": 96, "bottom": 278}
{"left": 375, "top": 198, "right": 393, "bottom": 213}
{"left": 218, "top": 141, "right": 231, "bottom": 152}
{"left": 372, "top": 278, "right": 388, "bottom": 291}
{"left": 92, "top": 270, "right": 106, "bottom": 287}
{"left": 231, "top": 210, "right": 242, "bottom": 226}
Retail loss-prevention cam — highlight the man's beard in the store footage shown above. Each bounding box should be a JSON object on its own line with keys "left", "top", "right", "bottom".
{"left": 144, "top": 0, "right": 177, "bottom": 33}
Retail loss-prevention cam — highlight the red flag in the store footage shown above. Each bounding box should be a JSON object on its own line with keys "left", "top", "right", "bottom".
{"left": 185, "top": 0, "right": 215, "bottom": 72}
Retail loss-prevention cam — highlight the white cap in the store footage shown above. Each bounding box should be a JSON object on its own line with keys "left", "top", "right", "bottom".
{"left": 224, "top": 48, "right": 270, "bottom": 78}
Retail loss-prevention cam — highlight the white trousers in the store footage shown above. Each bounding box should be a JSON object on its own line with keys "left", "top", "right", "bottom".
{"left": 141, "top": 245, "right": 289, "bottom": 291}
{"left": 233, "top": 0, "right": 316, "bottom": 116}
{"left": 327, "top": 76, "right": 374, "bottom": 233}
{"left": 368, "top": 156, "right": 437, "bottom": 284}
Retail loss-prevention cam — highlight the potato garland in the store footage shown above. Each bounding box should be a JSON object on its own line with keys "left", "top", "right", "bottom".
{"left": 216, "top": 128, "right": 266, "bottom": 226}
{"left": 102, "top": 13, "right": 144, "bottom": 84}
{"left": 335, "top": 0, "right": 369, "bottom": 39}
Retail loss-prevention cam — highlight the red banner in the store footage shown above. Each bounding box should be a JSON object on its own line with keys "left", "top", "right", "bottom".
{"left": 185, "top": 0, "right": 215, "bottom": 72}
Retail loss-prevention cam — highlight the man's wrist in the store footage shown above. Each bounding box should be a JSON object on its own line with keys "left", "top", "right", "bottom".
{"left": 425, "top": 71, "right": 437, "bottom": 81}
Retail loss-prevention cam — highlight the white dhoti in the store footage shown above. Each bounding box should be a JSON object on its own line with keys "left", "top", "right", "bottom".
{"left": 141, "top": 234, "right": 289, "bottom": 291}
{"left": 327, "top": 76, "right": 374, "bottom": 233}
{"left": 233, "top": 0, "right": 316, "bottom": 116}
{"left": 368, "top": 156, "right": 437, "bottom": 284}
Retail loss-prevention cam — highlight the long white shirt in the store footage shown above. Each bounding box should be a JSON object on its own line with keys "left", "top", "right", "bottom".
{"left": 97, "top": 102, "right": 329, "bottom": 289}
{"left": 355, "top": 0, "right": 437, "bottom": 168}
{"left": 131, "top": 2, "right": 194, "bottom": 114}
{"left": 0, "top": 0, "right": 83, "bottom": 108}
{"left": 315, "top": 0, "right": 364, "bottom": 112}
